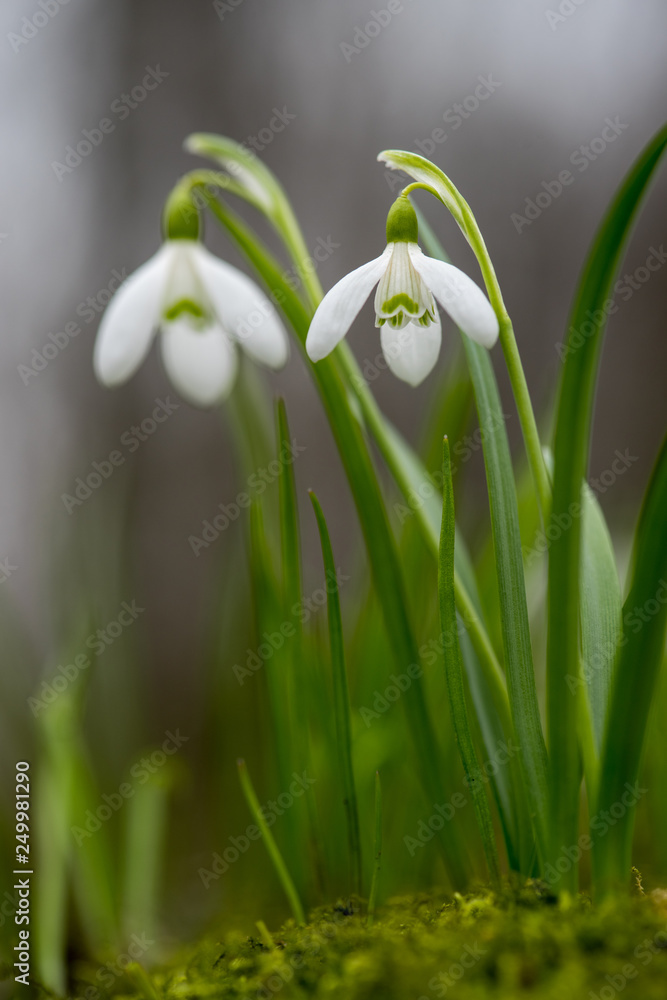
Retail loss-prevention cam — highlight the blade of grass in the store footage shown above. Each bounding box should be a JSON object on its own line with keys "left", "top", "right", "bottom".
{"left": 547, "top": 124, "right": 667, "bottom": 892}
{"left": 121, "top": 769, "right": 170, "bottom": 941}
{"left": 247, "top": 500, "right": 303, "bottom": 888}
{"left": 580, "top": 487, "right": 622, "bottom": 751}
{"left": 367, "top": 771, "right": 382, "bottom": 927}
{"left": 69, "top": 753, "right": 119, "bottom": 952}
{"left": 34, "top": 699, "right": 74, "bottom": 995}
{"left": 237, "top": 758, "right": 306, "bottom": 925}
{"left": 594, "top": 435, "right": 667, "bottom": 895}
{"left": 460, "top": 336, "right": 550, "bottom": 869}
{"left": 276, "top": 399, "right": 327, "bottom": 898}
{"left": 439, "top": 437, "right": 501, "bottom": 881}
{"left": 419, "top": 340, "right": 473, "bottom": 473}
{"left": 310, "top": 491, "right": 362, "bottom": 897}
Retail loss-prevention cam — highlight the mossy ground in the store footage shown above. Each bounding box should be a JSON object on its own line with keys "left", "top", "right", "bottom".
{"left": 71, "top": 883, "right": 667, "bottom": 999}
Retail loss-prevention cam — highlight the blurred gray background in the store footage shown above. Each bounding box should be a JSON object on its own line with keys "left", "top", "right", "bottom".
{"left": 1, "top": 0, "right": 666, "bottom": 709}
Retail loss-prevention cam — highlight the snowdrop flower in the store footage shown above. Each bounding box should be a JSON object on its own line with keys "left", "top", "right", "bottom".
{"left": 306, "top": 195, "right": 498, "bottom": 386}
{"left": 94, "top": 232, "right": 289, "bottom": 407}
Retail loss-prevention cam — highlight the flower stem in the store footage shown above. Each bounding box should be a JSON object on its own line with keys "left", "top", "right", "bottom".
{"left": 414, "top": 200, "right": 552, "bottom": 525}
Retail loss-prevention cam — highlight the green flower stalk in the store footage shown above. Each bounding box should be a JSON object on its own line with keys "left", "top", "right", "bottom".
{"left": 379, "top": 150, "right": 552, "bottom": 524}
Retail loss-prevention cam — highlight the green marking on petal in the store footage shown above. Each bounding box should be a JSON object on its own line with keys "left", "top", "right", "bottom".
{"left": 380, "top": 293, "right": 421, "bottom": 316}
{"left": 163, "top": 298, "right": 207, "bottom": 322}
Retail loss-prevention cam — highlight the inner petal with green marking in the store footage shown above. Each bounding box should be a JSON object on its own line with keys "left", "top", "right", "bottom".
{"left": 374, "top": 241, "right": 437, "bottom": 330}
{"left": 162, "top": 241, "right": 214, "bottom": 330}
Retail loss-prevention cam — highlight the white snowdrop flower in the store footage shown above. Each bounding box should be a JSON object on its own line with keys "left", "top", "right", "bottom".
{"left": 93, "top": 237, "right": 289, "bottom": 407}
{"left": 306, "top": 196, "right": 498, "bottom": 386}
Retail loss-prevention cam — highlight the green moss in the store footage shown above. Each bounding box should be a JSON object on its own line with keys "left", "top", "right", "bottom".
{"left": 71, "top": 885, "right": 667, "bottom": 999}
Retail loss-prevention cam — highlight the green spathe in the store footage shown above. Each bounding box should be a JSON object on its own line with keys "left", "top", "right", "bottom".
{"left": 385, "top": 195, "right": 419, "bottom": 244}
{"left": 162, "top": 182, "right": 201, "bottom": 240}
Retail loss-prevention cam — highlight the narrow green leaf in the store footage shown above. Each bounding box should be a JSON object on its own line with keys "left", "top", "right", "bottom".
{"left": 310, "top": 491, "right": 362, "bottom": 897}
{"left": 247, "top": 500, "right": 303, "bottom": 888}
{"left": 461, "top": 337, "right": 550, "bottom": 867}
{"left": 580, "top": 485, "right": 623, "bottom": 754}
{"left": 237, "top": 758, "right": 306, "bottom": 925}
{"left": 121, "top": 769, "right": 170, "bottom": 941}
{"left": 547, "top": 124, "right": 667, "bottom": 891}
{"left": 34, "top": 702, "right": 74, "bottom": 995}
{"left": 594, "top": 435, "right": 667, "bottom": 894}
{"left": 367, "top": 771, "right": 383, "bottom": 927}
{"left": 276, "top": 399, "right": 326, "bottom": 896}
{"left": 439, "top": 438, "right": 501, "bottom": 881}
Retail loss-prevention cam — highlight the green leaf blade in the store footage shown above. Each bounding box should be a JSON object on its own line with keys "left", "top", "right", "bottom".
{"left": 310, "top": 490, "right": 362, "bottom": 897}
{"left": 439, "top": 438, "right": 501, "bottom": 882}
{"left": 594, "top": 434, "right": 667, "bottom": 894}
{"left": 547, "top": 124, "right": 667, "bottom": 891}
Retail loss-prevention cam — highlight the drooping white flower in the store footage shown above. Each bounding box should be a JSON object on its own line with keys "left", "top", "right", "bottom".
{"left": 93, "top": 238, "right": 289, "bottom": 406}
{"left": 306, "top": 196, "right": 498, "bottom": 386}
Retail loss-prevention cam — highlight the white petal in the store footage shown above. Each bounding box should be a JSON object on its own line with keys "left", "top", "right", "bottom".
{"left": 408, "top": 246, "right": 499, "bottom": 348}
{"left": 191, "top": 244, "right": 289, "bottom": 369}
{"left": 93, "top": 245, "right": 172, "bottom": 386}
{"left": 306, "top": 248, "right": 391, "bottom": 362}
{"left": 161, "top": 321, "right": 239, "bottom": 407}
{"left": 380, "top": 313, "right": 442, "bottom": 387}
